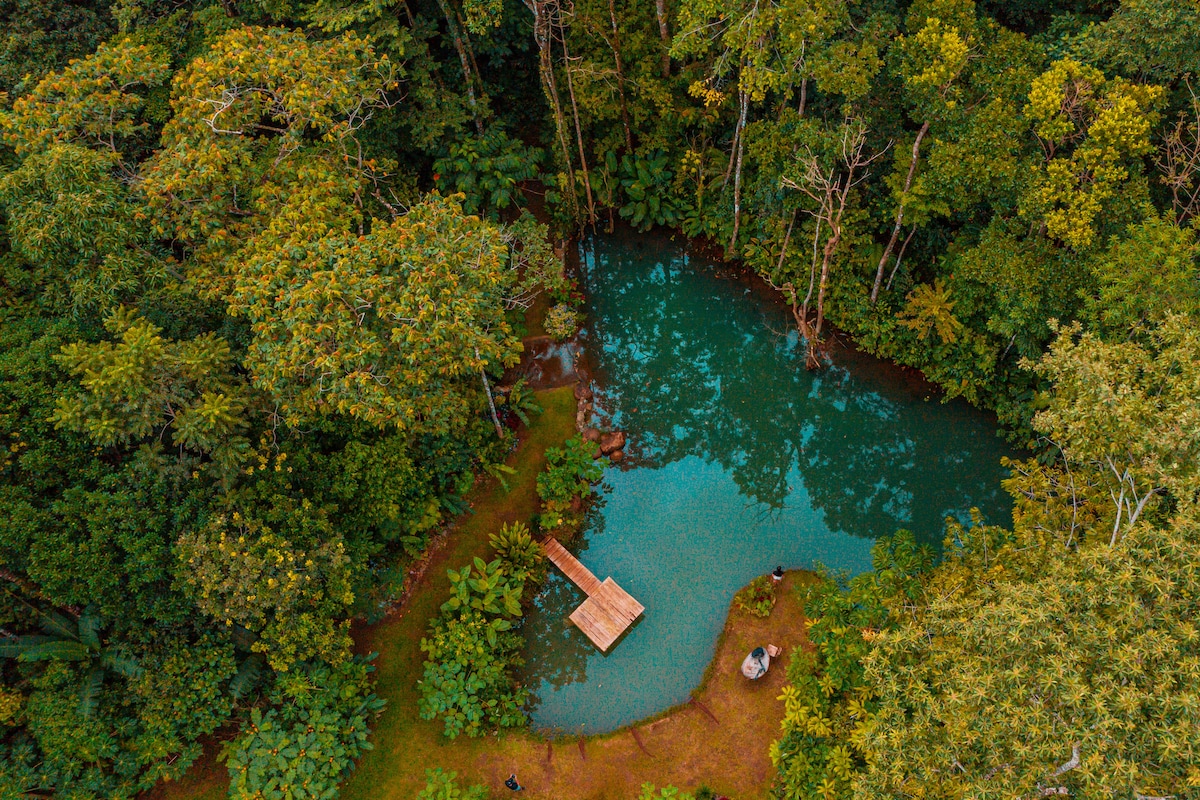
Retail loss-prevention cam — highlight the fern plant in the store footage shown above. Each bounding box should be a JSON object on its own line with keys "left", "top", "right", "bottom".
{"left": 498, "top": 377, "right": 542, "bottom": 426}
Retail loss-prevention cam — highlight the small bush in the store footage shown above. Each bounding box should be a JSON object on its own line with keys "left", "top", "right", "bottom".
{"left": 536, "top": 435, "right": 606, "bottom": 530}
{"left": 544, "top": 303, "right": 580, "bottom": 341}
{"left": 639, "top": 785, "right": 694, "bottom": 800}
{"left": 490, "top": 521, "right": 545, "bottom": 585}
{"left": 734, "top": 575, "right": 777, "bottom": 618}
{"left": 418, "top": 768, "right": 488, "bottom": 800}
{"left": 418, "top": 555, "right": 532, "bottom": 738}
{"left": 434, "top": 129, "right": 542, "bottom": 218}
{"left": 221, "top": 658, "right": 384, "bottom": 800}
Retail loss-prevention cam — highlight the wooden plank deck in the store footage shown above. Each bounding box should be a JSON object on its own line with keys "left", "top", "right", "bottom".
{"left": 541, "top": 538, "right": 644, "bottom": 652}
{"left": 541, "top": 536, "right": 602, "bottom": 595}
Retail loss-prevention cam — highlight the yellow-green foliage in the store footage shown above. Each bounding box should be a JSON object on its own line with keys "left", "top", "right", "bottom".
{"left": 771, "top": 534, "right": 931, "bottom": 800}
{"left": 1024, "top": 60, "right": 1165, "bottom": 250}
{"left": 0, "top": 37, "right": 169, "bottom": 155}
{"left": 176, "top": 507, "right": 354, "bottom": 671}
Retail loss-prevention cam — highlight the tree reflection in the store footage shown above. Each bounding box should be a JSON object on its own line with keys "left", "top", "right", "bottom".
{"left": 579, "top": 230, "right": 1012, "bottom": 543}
{"left": 518, "top": 500, "right": 607, "bottom": 697}
{"left": 518, "top": 572, "right": 593, "bottom": 705}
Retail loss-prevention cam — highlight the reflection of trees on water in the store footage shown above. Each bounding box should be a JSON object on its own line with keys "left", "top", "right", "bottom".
{"left": 519, "top": 502, "right": 607, "bottom": 697}
{"left": 579, "top": 232, "right": 1011, "bottom": 543}
{"left": 518, "top": 573, "right": 593, "bottom": 706}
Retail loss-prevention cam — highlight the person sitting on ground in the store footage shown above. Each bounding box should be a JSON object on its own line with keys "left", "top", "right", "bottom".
{"left": 771, "top": 565, "right": 784, "bottom": 582}
{"left": 505, "top": 774, "right": 524, "bottom": 792}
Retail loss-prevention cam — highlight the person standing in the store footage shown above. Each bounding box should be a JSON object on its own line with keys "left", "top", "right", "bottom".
{"left": 505, "top": 774, "right": 524, "bottom": 791}
{"left": 771, "top": 565, "right": 784, "bottom": 583}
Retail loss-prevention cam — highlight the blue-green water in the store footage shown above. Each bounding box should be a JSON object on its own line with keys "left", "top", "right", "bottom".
{"left": 518, "top": 230, "right": 1015, "bottom": 735}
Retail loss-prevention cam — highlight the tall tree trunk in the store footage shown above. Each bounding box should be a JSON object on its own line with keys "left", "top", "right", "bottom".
{"left": 655, "top": 0, "right": 671, "bottom": 77}
{"left": 871, "top": 121, "right": 929, "bottom": 302}
{"left": 399, "top": 0, "right": 417, "bottom": 26}
{"left": 885, "top": 225, "right": 916, "bottom": 291}
{"left": 809, "top": 230, "right": 839, "bottom": 368}
{"left": 727, "top": 88, "right": 749, "bottom": 258}
{"left": 777, "top": 208, "right": 797, "bottom": 275}
{"left": 435, "top": 0, "right": 485, "bottom": 134}
{"left": 607, "top": 0, "right": 635, "bottom": 151}
{"left": 478, "top": 357, "right": 504, "bottom": 437}
{"left": 529, "top": 0, "right": 577, "bottom": 214}
{"left": 455, "top": 4, "right": 490, "bottom": 115}
{"left": 561, "top": 35, "right": 596, "bottom": 222}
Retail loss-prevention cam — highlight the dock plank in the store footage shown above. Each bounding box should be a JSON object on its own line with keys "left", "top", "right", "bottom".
{"left": 541, "top": 537, "right": 603, "bottom": 595}
{"left": 542, "top": 538, "right": 645, "bottom": 652}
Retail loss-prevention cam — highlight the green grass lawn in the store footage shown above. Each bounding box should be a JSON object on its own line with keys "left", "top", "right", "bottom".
{"left": 338, "top": 385, "right": 577, "bottom": 800}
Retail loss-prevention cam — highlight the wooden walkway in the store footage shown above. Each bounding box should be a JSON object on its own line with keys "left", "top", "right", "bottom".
{"left": 541, "top": 537, "right": 644, "bottom": 652}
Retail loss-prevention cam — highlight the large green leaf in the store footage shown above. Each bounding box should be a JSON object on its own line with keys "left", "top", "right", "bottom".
{"left": 0, "top": 635, "right": 55, "bottom": 658}
{"left": 78, "top": 666, "right": 105, "bottom": 717}
{"left": 38, "top": 608, "right": 79, "bottom": 641}
{"left": 17, "top": 639, "right": 91, "bottom": 662}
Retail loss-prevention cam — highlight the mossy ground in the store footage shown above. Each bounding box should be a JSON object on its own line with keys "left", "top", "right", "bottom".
{"left": 145, "top": 386, "right": 812, "bottom": 800}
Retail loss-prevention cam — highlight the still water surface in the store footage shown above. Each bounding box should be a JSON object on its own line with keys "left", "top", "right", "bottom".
{"left": 517, "top": 230, "right": 1015, "bottom": 734}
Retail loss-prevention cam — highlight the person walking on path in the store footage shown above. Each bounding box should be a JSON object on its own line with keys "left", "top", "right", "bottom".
{"left": 505, "top": 774, "right": 524, "bottom": 791}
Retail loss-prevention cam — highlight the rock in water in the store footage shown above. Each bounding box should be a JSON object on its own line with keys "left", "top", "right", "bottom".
{"left": 599, "top": 430, "right": 627, "bottom": 455}
{"left": 582, "top": 427, "right": 603, "bottom": 444}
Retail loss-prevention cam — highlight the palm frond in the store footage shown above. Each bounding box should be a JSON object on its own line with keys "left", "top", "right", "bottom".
{"left": 18, "top": 639, "right": 91, "bottom": 662}
{"left": 78, "top": 666, "right": 105, "bottom": 717}
{"left": 77, "top": 607, "right": 102, "bottom": 651}
{"left": 0, "top": 635, "right": 56, "bottom": 658}
{"left": 229, "top": 654, "right": 263, "bottom": 700}
{"left": 227, "top": 624, "right": 258, "bottom": 653}
{"left": 99, "top": 648, "right": 144, "bottom": 679}
{"left": 38, "top": 609, "right": 79, "bottom": 641}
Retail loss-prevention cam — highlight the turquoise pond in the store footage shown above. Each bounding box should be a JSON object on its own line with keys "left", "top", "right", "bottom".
{"left": 516, "top": 229, "right": 1016, "bottom": 735}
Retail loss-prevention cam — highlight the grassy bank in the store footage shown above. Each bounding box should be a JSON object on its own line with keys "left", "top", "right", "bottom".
{"left": 148, "top": 385, "right": 810, "bottom": 800}
{"left": 340, "top": 385, "right": 578, "bottom": 799}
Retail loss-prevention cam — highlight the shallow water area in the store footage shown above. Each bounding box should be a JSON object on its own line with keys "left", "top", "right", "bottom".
{"left": 517, "top": 229, "right": 1016, "bottom": 735}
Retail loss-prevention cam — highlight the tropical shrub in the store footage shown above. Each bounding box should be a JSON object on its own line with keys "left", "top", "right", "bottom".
{"left": 419, "top": 551, "right": 540, "bottom": 738}
{"left": 221, "top": 658, "right": 384, "bottom": 800}
{"left": 733, "top": 575, "right": 777, "bottom": 618}
{"left": 614, "top": 150, "right": 690, "bottom": 232}
{"left": 771, "top": 534, "right": 931, "bottom": 800}
{"left": 536, "top": 435, "right": 606, "bottom": 530}
{"left": 434, "top": 129, "right": 544, "bottom": 218}
{"left": 544, "top": 303, "right": 580, "bottom": 341}
{"left": 489, "top": 521, "right": 546, "bottom": 585}
{"left": 418, "top": 768, "right": 489, "bottom": 800}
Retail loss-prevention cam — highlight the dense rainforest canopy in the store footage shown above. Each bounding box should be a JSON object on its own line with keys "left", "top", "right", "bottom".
{"left": 0, "top": 0, "right": 1197, "bottom": 798}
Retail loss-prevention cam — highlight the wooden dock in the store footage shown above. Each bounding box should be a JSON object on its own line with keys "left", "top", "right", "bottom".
{"left": 541, "top": 537, "right": 644, "bottom": 652}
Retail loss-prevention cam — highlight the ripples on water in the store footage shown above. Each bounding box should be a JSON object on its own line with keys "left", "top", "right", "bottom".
{"left": 517, "top": 229, "right": 1017, "bottom": 735}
